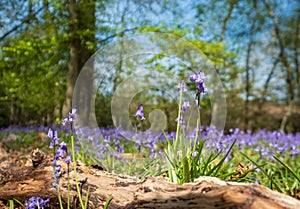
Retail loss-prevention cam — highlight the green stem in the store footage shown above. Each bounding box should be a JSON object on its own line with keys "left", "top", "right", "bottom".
{"left": 56, "top": 183, "right": 64, "bottom": 209}
{"left": 71, "top": 135, "right": 85, "bottom": 209}
{"left": 175, "top": 84, "right": 183, "bottom": 144}
{"left": 84, "top": 186, "right": 91, "bottom": 209}
{"left": 67, "top": 164, "right": 70, "bottom": 209}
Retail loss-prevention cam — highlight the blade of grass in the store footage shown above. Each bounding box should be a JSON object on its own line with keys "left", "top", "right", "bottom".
{"left": 13, "top": 198, "right": 24, "bottom": 207}
{"left": 9, "top": 200, "right": 14, "bottom": 209}
{"left": 239, "top": 152, "right": 283, "bottom": 192}
{"left": 273, "top": 155, "right": 300, "bottom": 182}
{"left": 202, "top": 152, "right": 219, "bottom": 175}
{"left": 104, "top": 194, "right": 113, "bottom": 209}
{"left": 85, "top": 185, "right": 91, "bottom": 209}
{"left": 211, "top": 139, "right": 236, "bottom": 176}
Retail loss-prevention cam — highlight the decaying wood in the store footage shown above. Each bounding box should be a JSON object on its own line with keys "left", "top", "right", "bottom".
{"left": 0, "top": 150, "right": 300, "bottom": 209}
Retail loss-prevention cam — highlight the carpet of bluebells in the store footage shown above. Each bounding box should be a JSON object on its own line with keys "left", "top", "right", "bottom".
{"left": 69, "top": 125, "right": 300, "bottom": 163}
{"left": 1, "top": 124, "right": 299, "bottom": 177}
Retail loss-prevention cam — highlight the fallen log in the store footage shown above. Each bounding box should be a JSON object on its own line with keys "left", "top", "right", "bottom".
{"left": 0, "top": 150, "right": 299, "bottom": 209}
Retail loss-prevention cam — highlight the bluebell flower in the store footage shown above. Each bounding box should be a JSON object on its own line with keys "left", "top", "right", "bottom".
{"left": 52, "top": 159, "right": 57, "bottom": 167}
{"left": 62, "top": 108, "right": 77, "bottom": 126}
{"left": 135, "top": 104, "right": 145, "bottom": 120}
{"left": 177, "top": 79, "right": 187, "bottom": 92}
{"left": 196, "top": 82, "right": 206, "bottom": 94}
{"left": 25, "top": 196, "right": 50, "bottom": 209}
{"left": 175, "top": 115, "right": 184, "bottom": 124}
{"left": 251, "top": 177, "right": 260, "bottom": 185}
{"left": 181, "top": 100, "right": 191, "bottom": 112}
{"left": 104, "top": 135, "right": 111, "bottom": 143}
{"left": 113, "top": 138, "right": 120, "bottom": 146}
{"left": 46, "top": 128, "right": 53, "bottom": 139}
{"left": 149, "top": 149, "right": 156, "bottom": 158}
{"left": 49, "top": 130, "right": 59, "bottom": 149}
{"left": 190, "top": 70, "right": 207, "bottom": 106}
{"left": 56, "top": 148, "right": 65, "bottom": 159}
{"left": 194, "top": 100, "right": 202, "bottom": 109}
{"left": 189, "top": 70, "right": 206, "bottom": 83}
{"left": 65, "top": 155, "right": 72, "bottom": 164}
{"left": 53, "top": 164, "right": 61, "bottom": 187}
{"left": 55, "top": 164, "right": 61, "bottom": 175}
{"left": 192, "top": 150, "right": 199, "bottom": 158}
{"left": 59, "top": 142, "right": 68, "bottom": 153}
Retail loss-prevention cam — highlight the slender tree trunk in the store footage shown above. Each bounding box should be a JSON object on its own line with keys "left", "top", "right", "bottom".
{"left": 280, "top": 99, "right": 294, "bottom": 132}
{"left": 80, "top": 0, "right": 95, "bottom": 125}
{"left": 214, "top": 0, "right": 235, "bottom": 72}
{"left": 294, "top": 16, "right": 300, "bottom": 104}
{"left": 244, "top": 0, "right": 259, "bottom": 131}
{"left": 262, "top": 0, "right": 295, "bottom": 131}
{"left": 262, "top": 0, "right": 294, "bottom": 99}
{"left": 258, "top": 58, "right": 279, "bottom": 109}
{"left": 244, "top": 41, "right": 252, "bottom": 131}
{"left": 9, "top": 99, "right": 16, "bottom": 125}
{"left": 211, "top": 0, "right": 235, "bottom": 130}
{"left": 62, "top": 0, "right": 80, "bottom": 118}
{"left": 219, "top": 0, "right": 235, "bottom": 44}
{"left": 25, "top": 0, "right": 32, "bottom": 33}
{"left": 112, "top": 2, "right": 128, "bottom": 93}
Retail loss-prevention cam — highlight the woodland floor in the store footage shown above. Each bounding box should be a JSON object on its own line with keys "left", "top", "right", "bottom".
{"left": 0, "top": 136, "right": 300, "bottom": 209}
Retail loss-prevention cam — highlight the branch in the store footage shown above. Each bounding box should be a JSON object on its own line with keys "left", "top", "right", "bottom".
{"left": 259, "top": 57, "right": 279, "bottom": 108}
{"left": 214, "top": 0, "right": 236, "bottom": 74}
{"left": 0, "top": 7, "right": 44, "bottom": 41}
{"left": 98, "top": 27, "right": 139, "bottom": 44}
{"left": 219, "top": 0, "right": 235, "bottom": 42}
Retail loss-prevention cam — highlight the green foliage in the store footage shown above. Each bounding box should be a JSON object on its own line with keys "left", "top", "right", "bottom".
{"left": 273, "top": 155, "right": 300, "bottom": 183}
{"left": 8, "top": 198, "right": 24, "bottom": 209}
{"left": 240, "top": 152, "right": 300, "bottom": 199}
{"left": 163, "top": 131, "right": 239, "bottom": 184}
{"left": 0, "top": 32, "right": 66, "bottom": 125}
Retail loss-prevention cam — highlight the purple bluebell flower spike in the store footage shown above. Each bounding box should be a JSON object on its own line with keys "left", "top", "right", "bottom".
{"left": 25, "top": 196, "right": 50, "bottom": 209}
{"left": 135, "top": 104, "right": 145, "bottom": 120}
{"left": 177, "top": 79, "right": 187, "bottom": 92}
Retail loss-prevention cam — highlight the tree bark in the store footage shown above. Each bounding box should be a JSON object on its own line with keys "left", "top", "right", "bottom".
{"left": 258, "top": 58, "right": 279, "bottom": 109}
{"left": 244, "top": 0, "right": 258, "bottom": 130}
{"left": 0, "top": 152, "right": 299, "bottom": 209}
{"left": 294, "top": 15, "right": 300, "bottom": 104}
{"left": 62, "top": 0, "right": 96, "bottom": 123}
{"left": 262, "top": 0, "right": 295, "bottom": 131}
{"left": 62, "top": 0, "right": 80, "bottom": 118}
{"left": 211, "top": 0, "right": 235, "bottom": 131}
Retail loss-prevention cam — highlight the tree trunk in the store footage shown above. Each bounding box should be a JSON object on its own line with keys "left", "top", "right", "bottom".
{"left": 262, "top": 0, "right": 295, "bottom": 131}
{"left": 62, "top": 0, "right": 80, "bottom": 118}
{"left": 211, "top": 0, "right": 235, "bottom": 131}
{"left": 244, "top": 2, "right": 257, "bottom": 131}
{"left": 258, "top": 58, "right": 279, "bottom": 109}
{"left": 294, "top": 15, "right": 300, "bottom": 104}
{"left": 0, "top": 151, "right": 299, "bottom": 209}
{"left": 62, "top": 0, "right": 95, "bottom": 123}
